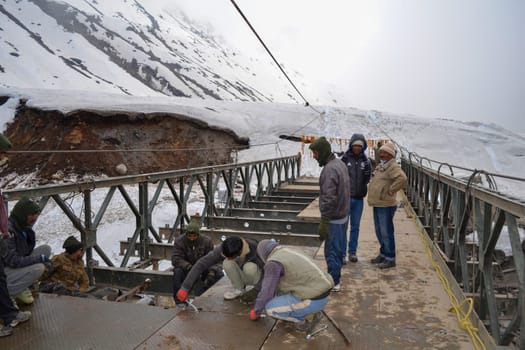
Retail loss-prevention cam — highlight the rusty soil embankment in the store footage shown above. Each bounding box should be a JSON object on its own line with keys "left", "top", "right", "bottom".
{"left": 0, "top": 103, "right": 248, "bottom": 187}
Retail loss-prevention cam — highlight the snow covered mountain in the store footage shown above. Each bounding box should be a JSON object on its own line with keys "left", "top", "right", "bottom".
{"left": 0, "top": 0, "right": 302, "bottom": 102}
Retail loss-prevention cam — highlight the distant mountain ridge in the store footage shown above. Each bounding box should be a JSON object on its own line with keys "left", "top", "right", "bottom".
{"left": 0, "top": 0, "right": 299, "bottom": 102}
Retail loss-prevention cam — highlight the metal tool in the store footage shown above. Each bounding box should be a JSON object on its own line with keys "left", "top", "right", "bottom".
{"left": 322, "top": 310, "right": 351, "bottom": 345}
{"left": 185, "top": 298, "right": 200, "bottom": 313}
{"left": 306, "top": 324, "right": 328, "bottom": 340}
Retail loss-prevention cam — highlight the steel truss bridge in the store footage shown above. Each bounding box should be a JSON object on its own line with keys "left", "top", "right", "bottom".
{"left": 3, "top": 154, "right": 524, "bottom": 348}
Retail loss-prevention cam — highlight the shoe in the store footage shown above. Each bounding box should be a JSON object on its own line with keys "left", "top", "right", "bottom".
{"left": 0, "top": 325, "right": 13, "bottom": 337}
{"left": 295, "top": 312, "right": 322, "bottom": 332}
{"left": 331, "top": 284, "right": 341, "bottom": 292}
{"left": 378, "top": 260, "right": 396, "bottom": 269}
{"left": 349, "top": 254, "right": 358, "bottom": 263}
{"left": 15, "top": 289, "right": 34, "bottom": 305}
{"left": 223, "top": 289, "right": 244, "bottom": 300}
{"left": 343, "top": 256, "right": 348, "bottom": 265}
{"left": 10, "top": 311, "right": 31, "bottom": 328}
{"left": 370, "top": 255, "right": 385, "bottom": 264}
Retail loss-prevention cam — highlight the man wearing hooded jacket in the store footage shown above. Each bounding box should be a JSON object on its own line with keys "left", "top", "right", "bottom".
{"left": 0, "top": 134, "right": 32, "bottom": 337}
{"left": 3, "top": 198, "right": 52, "bottom": 306}
{"left": 341, "top": 133, "right": 371, "bottom": 263}
{"left": 309, "top": 137, "right": 350, "bottom": 292}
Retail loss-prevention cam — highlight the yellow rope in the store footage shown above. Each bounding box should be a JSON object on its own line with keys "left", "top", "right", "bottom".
{"left": 401, "top": 192, "right": 487, "bottom": 350}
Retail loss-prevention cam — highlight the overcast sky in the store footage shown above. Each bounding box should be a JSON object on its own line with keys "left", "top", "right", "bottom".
{"left": 177, "top": 1, "right": 524, "bottom": 131}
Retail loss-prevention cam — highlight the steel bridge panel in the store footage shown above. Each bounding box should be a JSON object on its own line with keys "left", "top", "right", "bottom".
{"left": 207, "top": 216, "right": 319, "bottom": 234}
{"left": 1, "top": 293, "right": 175, "bottom": 350}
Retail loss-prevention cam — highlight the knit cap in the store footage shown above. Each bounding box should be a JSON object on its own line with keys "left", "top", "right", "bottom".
{"left": 309, "top": 137, "right": 332, "bottom": 166}
{"left": 10, "top": 197, "right": 41, "bottom": 228}
{"left": 379, "top": 142, "right": 396, "bottom": 157}
{"left": 63, "top": 235, "right": 83, "bottom": 254}
{"left": 185, "top": 217, "right": 201, "bottom": 235}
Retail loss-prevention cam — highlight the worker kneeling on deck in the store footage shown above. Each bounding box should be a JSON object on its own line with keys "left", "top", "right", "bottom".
{"left": 176, "top": 236, "right": 263, "bottom": 303}
{"left": 248, "top": 240, "right": 334, "bottom": 331}
{"left": 39, "top": 235, "right": 90, "bottom": 297}
{"left": 171, "top": 217, "right": 222, "bottom": 306}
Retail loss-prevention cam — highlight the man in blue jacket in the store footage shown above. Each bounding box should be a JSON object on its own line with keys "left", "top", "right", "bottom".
{"left": 341, "top": 134, "right": 371, "bottom": 263}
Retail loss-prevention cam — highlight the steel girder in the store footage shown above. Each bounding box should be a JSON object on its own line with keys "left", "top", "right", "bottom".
{"left": 402, "top": 158, "right": 525, "bottom": 348}
{"left": 2, "top": 155, "right": 300, "bottom": 287}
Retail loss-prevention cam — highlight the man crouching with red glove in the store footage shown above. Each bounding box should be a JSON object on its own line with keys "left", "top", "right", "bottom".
{"left": 248, "top": 240, "right": 333, "bottom": 331}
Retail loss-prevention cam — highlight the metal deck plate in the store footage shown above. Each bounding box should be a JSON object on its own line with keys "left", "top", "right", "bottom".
{"left": 1, "top": 294, "right": 175, "bottom": 350}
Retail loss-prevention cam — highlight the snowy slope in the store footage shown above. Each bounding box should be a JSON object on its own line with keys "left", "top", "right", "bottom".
{"left": 0, "top": 0, "right": 301, "bottom": 102}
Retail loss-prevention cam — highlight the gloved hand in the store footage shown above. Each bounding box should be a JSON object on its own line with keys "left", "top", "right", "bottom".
{"left": 318, "top": 218, "right": 330, "bottom": 242}
{"left": 44, "top": 261, "right": 54, "bottom": 273}
{"left": 240, "top": 287, "right": 259, "bottom": 304}
{"left": 249, "top": 309, "right": 259, "bottom": 321}
{"left": 176, "top": 288, "right": 189, "bottom": 302}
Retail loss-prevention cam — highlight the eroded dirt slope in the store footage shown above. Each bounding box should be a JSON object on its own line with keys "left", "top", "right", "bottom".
{"left": 0, "top": 102, "right": 248, "bottom": 186}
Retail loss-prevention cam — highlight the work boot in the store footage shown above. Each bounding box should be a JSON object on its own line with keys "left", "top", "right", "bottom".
{"left": 10, "top": 311, "right": 31, "bottom": 328}
{"left": 370, "top": 255, "right": 385, "bottom": 264}
{"left": 343, "top": 256, "right": 348, "bottom": 265}
{"left": 15, "top": 289, "right": 34, "bottom": 305}
{"left": 378, "top": 260, "right": 396, "bottom": 269}
{"left": 0, "top": 325, "right": 13, "bottom": 337}
{"left": 349, "top": 254, "right": 358, "bottom": 263}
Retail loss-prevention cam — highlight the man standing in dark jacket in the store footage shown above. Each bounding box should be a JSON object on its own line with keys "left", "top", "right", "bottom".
{"left": 171, "top": 217, "right": 222, "bottom": 305}
{"left": 3, "top": 198, "right": 52, "bottom": 305}
{"left": 341, "top": 134, "right": 371, "bottom": 263}
{"left": 309, "top": 137, "right": 350, "bottom": 292}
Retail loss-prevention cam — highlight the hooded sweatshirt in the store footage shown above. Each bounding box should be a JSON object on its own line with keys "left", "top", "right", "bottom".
{"left": 341, "top": 133, "right": 372, "bottom": 199}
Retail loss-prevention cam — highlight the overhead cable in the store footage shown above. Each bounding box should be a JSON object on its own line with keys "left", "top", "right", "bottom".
{"left": 229, "top": 0, "right": 321, "bottom": 114}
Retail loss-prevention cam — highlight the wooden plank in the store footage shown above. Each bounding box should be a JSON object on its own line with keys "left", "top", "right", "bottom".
{"left": 296, "top": 197, "right": 320, "bottom": 222}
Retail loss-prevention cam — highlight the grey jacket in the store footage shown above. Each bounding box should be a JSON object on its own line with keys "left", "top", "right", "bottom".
{"left": 319, "top": 154, "right": 350, "bottom": 220}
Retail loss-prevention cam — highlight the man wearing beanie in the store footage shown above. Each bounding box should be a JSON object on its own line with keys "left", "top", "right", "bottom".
{"left": 0, "top": 135, "right": 31, "bottom": 337}
{"left": 248, "top": 240, "right": 334, "bottom": 332}
{"left": 39, "top": 235, "right": 89, "bottom": 295}
{"left": 171, "top": 216, "right": 222, "bottom": 305}
{"left": 367, "top": 142, "right": 407, "bottom": 269}
{"left": 309, "top": 137, "right": 350, "bottom": 292}
{"left": 341, "top": 133, "right": 372, "bottom": 263}
{"left": 3, "top": 197, "right": 52, "bottom": 305}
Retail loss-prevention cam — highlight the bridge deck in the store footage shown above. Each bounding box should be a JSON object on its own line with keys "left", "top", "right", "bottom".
{"left": 1, "top": 191, "right": 484, "bottom": 349}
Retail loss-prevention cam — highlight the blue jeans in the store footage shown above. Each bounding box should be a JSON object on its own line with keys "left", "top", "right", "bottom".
{"left": 265, "top": 293, "right": 329, "bottom": 322}
{"left": 373, "top": 206, "right": 397, "bottom": 261}
{"left": 347, "top": 197, "right": 364, "bottom": 255}
{"left": 324, "top": 221, "right": 347, "bottom": 285}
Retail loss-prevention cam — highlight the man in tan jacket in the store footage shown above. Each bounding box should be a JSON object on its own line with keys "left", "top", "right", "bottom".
{"left": 367, "top": 142, "right": 407, "bottom": 269}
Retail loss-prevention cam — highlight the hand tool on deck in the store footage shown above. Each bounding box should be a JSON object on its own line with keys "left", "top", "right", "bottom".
{"left": 115, "top": 278, "right": 152, "bottom": 303}
{"left": 306, "top": 324, "right": 328, "bottom": 340}
{"left": 322, "top": 310, "right": 351, "bottom": 345}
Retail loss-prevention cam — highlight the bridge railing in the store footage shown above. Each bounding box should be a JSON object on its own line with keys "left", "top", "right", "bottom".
{"left": 2, "top": 155, "right": 300, "bottom": 293}
{"left": 401, "top": 157, "right": 525, "bottom": 347}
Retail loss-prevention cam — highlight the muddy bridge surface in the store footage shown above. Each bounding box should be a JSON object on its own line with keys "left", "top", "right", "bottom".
{"left": 1, "top": 177, "right": 486, "bottom": 349}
